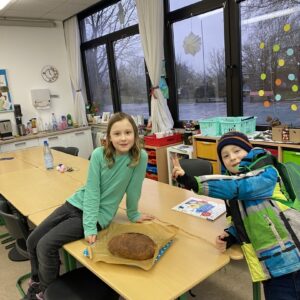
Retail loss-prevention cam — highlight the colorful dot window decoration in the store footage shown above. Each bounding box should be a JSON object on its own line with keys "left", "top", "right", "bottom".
{"left": 275, "top": 94, "right": 281, "bottom": 101}
{"left": 263, "top": 100, "right": 271, "bottom": 108}
{"left": 287, "top": 48, "right": 294, "bottom": 56}
{"left": 278, "top": 59, "right": 285, "bottom": 67}
{"left": 288, "top": 74, "right": 296, "bottom": 81}
{"left": 284, "top": 24, "right": 291, "bottom": 32}
{"left": 257, "top": 23, "right": 298, "bottom": 113}
{"left": 291, "top": 104, "right": 298, "bottom": 111}
{"left": 273, "top": 44, "right": 280, "bottom": 52}
{"left": 260, "top": 73, "right": 267, "bottom": 80}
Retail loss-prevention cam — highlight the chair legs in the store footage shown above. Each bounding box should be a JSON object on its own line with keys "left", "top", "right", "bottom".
{"left": 16, "top": 272, "right": 31, "bottom": 298}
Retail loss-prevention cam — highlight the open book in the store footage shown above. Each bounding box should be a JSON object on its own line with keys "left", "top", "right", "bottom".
{"left": 172, "top": 197, "right": 226, "bottom": 221}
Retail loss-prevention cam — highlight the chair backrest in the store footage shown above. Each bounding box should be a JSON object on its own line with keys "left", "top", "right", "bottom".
{"left": 51, "top": 146, "right": 79, "bottom": 156}
{"left": 0, "top": 201, "right": 29, "bottom": 240}
{"left": 179, "top": 158, "right": 213, "bottom": 177}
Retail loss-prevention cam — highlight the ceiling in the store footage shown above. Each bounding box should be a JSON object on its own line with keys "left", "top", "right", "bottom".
{"left": 0, "top": 0, "right": 101, "bottom": 22}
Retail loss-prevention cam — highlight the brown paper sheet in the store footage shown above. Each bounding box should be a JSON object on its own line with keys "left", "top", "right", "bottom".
{"left": 87, "top": 222, "right": 177, "bottom": 270}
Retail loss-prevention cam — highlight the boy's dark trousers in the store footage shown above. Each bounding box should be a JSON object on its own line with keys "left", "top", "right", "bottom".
{"left": 263, "top": 270, "right": 300, "bottom": 300}
{"left": 26, "top": 202, "right": 84, "bottom": 291}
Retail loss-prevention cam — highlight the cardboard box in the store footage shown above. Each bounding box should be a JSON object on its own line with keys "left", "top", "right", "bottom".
{"left": 272, "top": 125, "right": 289, "bottom": 142}
{"left": 272, "top": 126, "right": 300, "bottom": 143}
{"left": 289, "top": 128, "right": 300, "bottom": 143}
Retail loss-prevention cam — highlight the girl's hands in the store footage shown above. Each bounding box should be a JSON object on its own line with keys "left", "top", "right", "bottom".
{"left": 215, "top": 231, "right": 230, "bottom": 252}
{"left": 135, "top": 213, "right": 154, "bottom": 223}
{"left": 171, "top": 154, "right": 185, "bottom": 179}
{"left": 85, "top": 234, "right": 97, "bottom": 245}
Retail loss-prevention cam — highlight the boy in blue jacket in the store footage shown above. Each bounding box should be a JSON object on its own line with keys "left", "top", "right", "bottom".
{"left": 172, "top": 131, "right": 300, "bottom": 300}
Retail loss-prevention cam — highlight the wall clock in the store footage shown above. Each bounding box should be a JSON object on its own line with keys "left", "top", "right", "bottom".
{"left": 41, "top": 65, "right": 59, "bottom": 83}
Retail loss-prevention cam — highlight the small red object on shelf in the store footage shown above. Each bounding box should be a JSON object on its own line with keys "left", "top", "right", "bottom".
{"left": 144, "top": 133, "right": 182, "bottom": 147}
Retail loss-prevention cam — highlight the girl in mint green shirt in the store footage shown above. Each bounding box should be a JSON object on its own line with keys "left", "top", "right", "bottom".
{"left": 26, "top": 113, "right": 153, "bottom": 300}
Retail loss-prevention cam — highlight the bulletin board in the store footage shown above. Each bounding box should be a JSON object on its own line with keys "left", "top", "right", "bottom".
{"left": 0, "top": 69, "right": 13, "bottom": 112}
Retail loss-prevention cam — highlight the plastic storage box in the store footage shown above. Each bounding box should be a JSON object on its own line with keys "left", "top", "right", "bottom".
{"left": 144, "top": 133, "right": 182, "bottom": 147}
{"left": 198, "top": 117, "right": 223, "bottom": 136}
{"left": 219, "top": 116, "right": 257, "bottom": 135}
{"left": 199, "top": 116, "right": 256, "bottom": 136}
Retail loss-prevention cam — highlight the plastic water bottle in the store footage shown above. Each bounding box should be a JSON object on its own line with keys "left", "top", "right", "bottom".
{"left": 51, "top": 113, "right": 58, "bottom": 131}
{"left": 43, "top": 141, "right": 54, "bottom": 169}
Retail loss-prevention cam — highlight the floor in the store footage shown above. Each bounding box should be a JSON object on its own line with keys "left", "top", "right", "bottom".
{"left": 0, "top": 226, "right": 264, "bottom": 300}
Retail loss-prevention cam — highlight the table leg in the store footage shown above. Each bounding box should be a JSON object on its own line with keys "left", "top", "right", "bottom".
{"left": 252, "top": 282, "right": 261, "bottom": 300}
{"left": 178, "top": 293, "right": 188, "bottom": 300}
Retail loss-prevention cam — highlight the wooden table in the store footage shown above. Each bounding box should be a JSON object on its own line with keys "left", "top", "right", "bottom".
{"left": 0, "top": 167, "right": 81, "bottom": 216}
{"left": 8, "top": 147, "right": 89, "bottom": 184}
{"left": 0, "top": 153, "right": 36, "bottom": 174}
{"left": 122, "top": 178, "right": 243, "bottom": 260}
{"left": 63, "top": 210, "right": 230, "bottom": 300}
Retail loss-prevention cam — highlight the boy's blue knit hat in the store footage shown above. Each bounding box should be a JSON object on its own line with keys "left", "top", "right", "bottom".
{"left": 217, "top": 131, "right": 253, "bottom": 165}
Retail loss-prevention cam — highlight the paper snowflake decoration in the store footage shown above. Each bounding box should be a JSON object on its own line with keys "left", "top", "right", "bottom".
{"left": 183, "top": 32, "right": 201, "bottom": 56}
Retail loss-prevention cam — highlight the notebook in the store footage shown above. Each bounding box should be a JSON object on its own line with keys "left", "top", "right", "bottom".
{"left": 172, "top": 197, "right": 226, "bottom": 221}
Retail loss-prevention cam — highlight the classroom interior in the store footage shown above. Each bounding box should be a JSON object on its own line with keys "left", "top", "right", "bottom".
{"left": 0, "top": 0, "right": 299, "bottom": 299}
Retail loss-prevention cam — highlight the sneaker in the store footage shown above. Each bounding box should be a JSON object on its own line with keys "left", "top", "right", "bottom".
{"left": 26, "top": 281, "right": 41, "bottom": 300}
{"left": 35, "top": 292, "right": 44, "bottom": 300}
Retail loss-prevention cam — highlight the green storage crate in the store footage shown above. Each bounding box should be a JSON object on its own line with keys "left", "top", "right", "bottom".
{"left": 282, "top": 150, "right": 300, "bottom": 166}
{"left": 199, "top": 116, "right": 257, "bottom": 137}
{"left": 198, "top": 117, "right": 223, "bottom": 136}
{"left": 220, "top": 116, "right": 257, "bottom": 135}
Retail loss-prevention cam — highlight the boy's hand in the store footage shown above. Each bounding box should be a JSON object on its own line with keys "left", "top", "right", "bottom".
{"left": 215, "top": 231, "right": 230, "bottom": 252}
{"left": 171, "top": 154, "right": 185, "bottom": 178}
{"left": 135, "top": 213, "right": 154, "bottom": 223}
{"left": 85, "top": 234, "right": 97, "bottom": 245}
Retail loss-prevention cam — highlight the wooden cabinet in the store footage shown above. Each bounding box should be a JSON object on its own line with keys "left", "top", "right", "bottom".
{"left": 0, "top": 138, "right": 39, "bottom": 153}
{"left": 193, "top": 134, "right": 300, "bottom": 173}
{"left": 193, "top": 136, "right": 219, "bottom": 173}
{"left": 144, "top": 143, "right": 181, "bottom": 183}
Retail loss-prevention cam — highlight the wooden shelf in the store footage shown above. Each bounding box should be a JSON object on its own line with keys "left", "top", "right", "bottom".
{"left": 144, "top": 142, "right": 181, "bottom": 183}
{"left": 193, "top": 134, "right": 300, "bottom": 171}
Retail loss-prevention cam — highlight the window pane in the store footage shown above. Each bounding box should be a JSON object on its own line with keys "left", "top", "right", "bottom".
{"left": 173, "top": 9, "right": 226, "bottom": 121}
{"left": 84, "top": 45, "right": 113, "bottom": 113}
{"left": 80, "top": 0, "right": 137, "bottom": 42}
{"left": 169, "top": 0, "right": 201, "bottom": 11}
{"left": 241, "top": 0, "right": 300, "bottom": 126}
{"left": 114, "top": 35, "right": 149, "bottom": 118}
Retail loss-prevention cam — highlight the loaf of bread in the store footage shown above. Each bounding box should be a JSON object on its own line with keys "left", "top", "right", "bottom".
{"left": 107, "top": 232, "right": 156, "bottom": 260}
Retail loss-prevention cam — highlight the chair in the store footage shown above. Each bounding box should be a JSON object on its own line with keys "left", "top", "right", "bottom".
{"left": 179, "top": 158, "right": 213, "bottom": 177}
{"left": 51, "top": 146, "right": 79, "bottom": 156}
{"left": 44, "top": 267, "right": 120, "bottom": 300}
{"left": 0, "top": 201, "right": 30, "bottom": 262}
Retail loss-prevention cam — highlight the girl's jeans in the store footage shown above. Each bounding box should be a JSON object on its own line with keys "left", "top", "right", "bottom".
{"left": 263, "top": 270, "right": 300, "bottom": 300}
{"left": 26, "top": 202, "right": 84, "bottom": 291}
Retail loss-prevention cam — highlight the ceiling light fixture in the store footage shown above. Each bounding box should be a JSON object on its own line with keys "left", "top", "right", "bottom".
{"left": 0, "top": 0, "right": 11, "bottom": 10}
{"left": 0, "top": 17, "right": 56, "bottom": 27}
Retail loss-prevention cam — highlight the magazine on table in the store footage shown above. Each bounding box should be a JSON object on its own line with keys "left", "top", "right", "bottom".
{"left": 172, "top": 197, "right": 226, "bottom": 221}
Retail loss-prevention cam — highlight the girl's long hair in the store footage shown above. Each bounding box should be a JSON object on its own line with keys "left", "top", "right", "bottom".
{"left": 104, "top": 112, "right": 141, "bottom": 168}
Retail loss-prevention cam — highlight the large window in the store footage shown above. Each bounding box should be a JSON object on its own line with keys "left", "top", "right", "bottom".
{"left": 79, "top": 0, "right": 149, "bottom": 118}
{"left": 241, "top": 0, "right": 300, "bottom": 126}
{"left": 114, "top": 35, "right": 149, "bottom": 117}
{"left": 172, "top": 8, "right": 226, "bottom": 121}
{"left": 80, "top": 0, "right": 138, "bottom": 42}
{"left": 84, "top": 46, "right": 113, "bottom": 112}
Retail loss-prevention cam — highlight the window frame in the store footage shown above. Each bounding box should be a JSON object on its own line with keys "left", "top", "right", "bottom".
{"left": 164, "top": 0, "right": 243, "bottom": 127}
{"left": 78, "top": 0, "right": 151, "bottom": 116}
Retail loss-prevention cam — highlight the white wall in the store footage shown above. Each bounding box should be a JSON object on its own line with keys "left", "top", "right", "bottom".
{"left": 0, "top": 22, "right": 75, "bottom": 134}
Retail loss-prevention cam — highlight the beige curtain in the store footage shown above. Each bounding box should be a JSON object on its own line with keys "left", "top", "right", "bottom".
{"left": 135, "top": 0, "right": 174, "bottom": 133}
{"left": 64, "top": 17, "right": 88, "bottom": 126}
